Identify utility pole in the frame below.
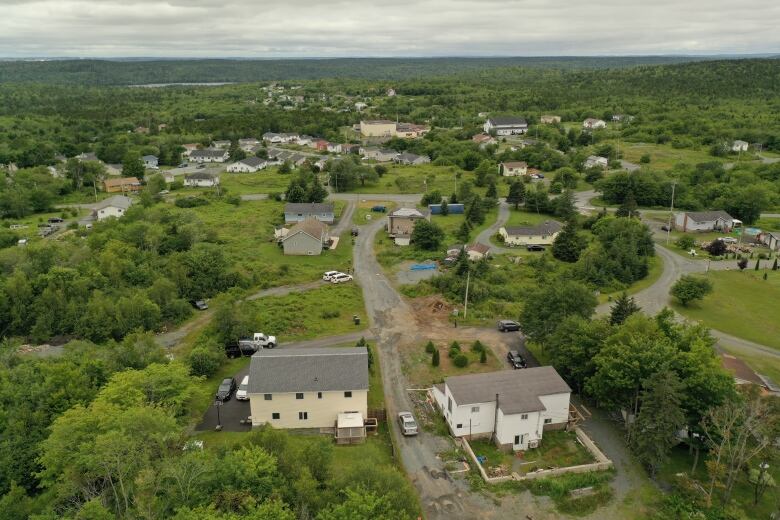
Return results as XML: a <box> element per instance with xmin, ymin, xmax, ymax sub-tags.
<box><xmin>463</xmin><ymin>270</ymin><xmax>470</xmax><ymax>320</ymax></box>
<box><xmin>666</xmin><ymin>181</ymin><xmax>676</xmax><ymax>245</ymax></box>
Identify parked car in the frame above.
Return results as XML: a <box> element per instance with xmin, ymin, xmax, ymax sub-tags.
<box><xmin>47</xmin><ymin>217</ymin><xmax>64</xmax><ymax>224</ymax></box>
<box><xmin>661</xmin><ymin>224</ymin><xmax>671</xmax><ymax>231</ymax></box>
<box><xmin>238</xmin><ymin>332</ymin><xmax>277</xmax><ymax>350</ymax></box>
<box><xmin>371</xmin><ymin>205</ymin><xmax>387</xmax><ymax>213</ymax></box>
<box><xmin>526</xmin><ymin>244</ymin><xmax>545</xmax><ymax>252</ymax></box>
<box><xmin>398</xmin><ymin>411</ymin><xmax>418</xmax><ymax>436</ymax></box>
<box><xmin>215</xmin><ymin>377</ymin><xmax>237</xmax><ymax>401</ymax></box>
<box><xmin>190</xmin><ymin>299</ymin><xmax>209</xmax><ymax>311</ymax></box>
<box><xmin>719</xmin><ymin>237</ymin><xmax>738</xmax><ymax>244</ymax></box>
<box><xmin>323</xmin><ymin>270</ymin><xmax>341</xmax><ymax>281</ymax></box>
<box><xmin>196</xmin><ymin>164</ymin><xmax>206</xmax><ymax>169</ymax></box>
<box><xmin>331</xmin><ymin>273</ymin><xmax>353</xmax><ymax>284</ymax></box>
<box><xmin>236</xmin><ymin>375</ymin><xmax>250</xmax><ymax>401</ymax></box>
<box><xmin>497</xmin><ymin>320</ymin><xmax>521</xmax><ymax>332</ymax></box>
<box><xmin>507</xmin><ymin>350</ymin><xmax>527</xmax><ymax>369</ymax></box>
<box><xmin>351</xmin><ymin>227</ymin><xmax>359</xmax><ymax>236</ymax></box>
<box><xmin>178</xmin><ymin>163</ymin><xmax>188</xmax><ymax>168</ymax></box>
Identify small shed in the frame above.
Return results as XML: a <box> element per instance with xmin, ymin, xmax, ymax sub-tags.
<box><xmin>335</xmin><ymin>412</ymin><xmax>366</xmax><ymax>444</ymax></box>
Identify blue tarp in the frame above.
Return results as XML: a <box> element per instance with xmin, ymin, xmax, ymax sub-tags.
<box><xmin>410</xmin><ymin>263</ymin><xmax>437</xmax><ymax>271</ymax></box>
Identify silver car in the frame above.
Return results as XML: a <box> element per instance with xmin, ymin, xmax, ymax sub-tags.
<box><xmin>398</xmin><ymin>411</ymin><xmax>418</xmax><ymax>436</ymax></box>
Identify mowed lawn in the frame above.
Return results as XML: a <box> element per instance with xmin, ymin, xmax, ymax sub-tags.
<box><xmin>673</xmin><ymin>270</ymin><xmax>780</xmax><ymax>350</ymax></box>
<box><xmin>218</xmin><ymin>167</ymin><xmax>300</xmax><ymax>195</ymax></box>
<box><xmin>607</xmin><ymin>142</ymin><xmax>726</xmax><ymax>170</ymax></box>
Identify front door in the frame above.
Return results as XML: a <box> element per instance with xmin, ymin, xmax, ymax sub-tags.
<box><xmin>514</xmin><ymin>434</ymin><xmax>524</xmax><ymax>449</ymax></box>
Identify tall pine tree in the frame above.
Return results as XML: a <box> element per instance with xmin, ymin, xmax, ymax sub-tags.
<box><xmin>552</xmin><ymin>220</ymin><xmax>587</xmax><ymax>262</ymax></box>
<box><xmin>609</xmin><ymin>292</ymin><xmax>641</xmax><ymax>325</ymax></box>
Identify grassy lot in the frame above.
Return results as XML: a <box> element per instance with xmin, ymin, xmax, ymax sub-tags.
<box><xmin>353</xmin><ymin>164</ymin><xmax>460</xmax><ymax>194</ymax></box>
<box><xmin>243</xmin><ymin>283</ymin><xmax>367</xmax><ymax>342</ymax></box>
<box><xmin>607</xmin><ymin>142</ymin><xmax>725</xmax><ymax>170</ymax></box>
<box><xmin>352</xmin><ymin>200</ymin><xmax>397</xmax><ymax>226</ymax></box>
<box><xmin>520</xmin><ymin>431</ymin><xmax>595</xmax><ymax>473</ymax></box>
<box><xmin>169</xmin><ymin>199</ymin><xmax>353</xmax><ymax>287</ymax></box>
<box><xmin>366</xmin><ymin>343</ymin><xmax>385</xmax><ymax>409</ymax></box>
<box><xmin>672</xmin><ymin>270</ymin><xmax>780</xmax><ymax>350</ymax></box>
<box><xmin>403</xmin><ymin>340</ymin><xmax>504</xmax><ymax>387</ymax></box>
<box><xmin>657</xmin><ymin>444</ymin><xmax>780</xmax><ymax>519</ymax></box>
<box><xmin>219</xmin><ymin>167</ymin><xmax>299</xmax><ymax>195</ymax></box>
<box><xmin>504</xmin><ymin>208</ymin><xmax>556</xmax><ymax>228</ymax></box>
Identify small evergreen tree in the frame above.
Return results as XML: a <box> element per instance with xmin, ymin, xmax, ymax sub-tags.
<box><xmin>506</xmin><ymin>180</ymin><xmax>526</xmax><ymax>209</ymax></box>
<box><xmin>486</xmin><ymin>180</ymin><xmax>498</xmax><ymax>199</ymax></box>
<box><xmin>425</xmin><ymin>341</ymin><xmax>435</xmax><ymax>353</ymax></box>
<box><xmin>431</xmin><ymin>349</ymin><xmax>439</xmax><ymax>367</ymax></box>
<box><xmin>480</xmin><ymin>350</ymin><xmax>487</xmax><ymax>364</ymax></box>
<box><xmin>455</xmin><ymin>220</ymin><xmax>472</xmax><ymax>243</ymax></box>
<box><xmin>755</xmin><ymin>259</ymin><xmax>760</xmax><ymax>270</ymax></box>
<box><xmin>440</xmin><ymin>197</ymin><xmax>449</xmax><ymax>216</ymax></box>
<box><xmin>773</xmin><ymin>258</ymin><xmax>778</xmax><ymax>271</ymax></box>
<box><xmin>552</xmin><ymin>220</ymin><xmax>587</xmax><ymax>262</ymax></box>
<box><xmin>610</xmin><ymin>292</ymin><xmax>641</xmax><ymax>325</ymax></box>
<box><xmin>738</xmin><ymin>257</ymin><xmax>748</xmax><ymax>270</ymax></box>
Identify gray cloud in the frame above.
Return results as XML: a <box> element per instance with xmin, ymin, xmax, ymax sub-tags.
<box><xmin>0</xmin><ymin>0</ymin><xmax>778</xmax><ymax>57</ymax></box>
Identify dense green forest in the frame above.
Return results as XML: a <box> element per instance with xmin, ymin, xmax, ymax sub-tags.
<box><xmin>0</xmin><ymin>56</ymin><xmax>744</xmax><ymax>85</ymax></box>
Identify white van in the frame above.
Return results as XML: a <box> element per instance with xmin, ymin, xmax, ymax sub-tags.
<box><xmin>236</xmin><ymin>375</ymin><xmax>250</xmax><ymax>401</ymax></box>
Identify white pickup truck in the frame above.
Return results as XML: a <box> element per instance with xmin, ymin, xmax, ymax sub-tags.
<box><xmin>238</xmin><ymin>332</ymin><xmax>277</xmax><ymax>351</ymax></box>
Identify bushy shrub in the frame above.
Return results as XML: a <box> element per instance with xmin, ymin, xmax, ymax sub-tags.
<box><xmin>175</xmin><ymin>196</ymin><xmax>209</xmax><ymax>208</ymax></box>
<box><xmin>321</xmin><ymin>309</ymin><xmax>340</xmax><ymax>319</ymax></box>
<box><xmin>453</xmin><ymin>354</ymin><xmax>469</xmax><ymax>368</ymax></box>
<box><xmin>188</xmin><ymin>346</ymin><xmax>223</xmax><ymax>377</ymax></box>
<box><xmin>425</xmin><ymin>341</ymin><xmax>436</xmax><ymax>354</ymax></box>
<box><xmin>471</xmin><ymin>340</ymin><xmax>485</xmax><ymax>353</ymax></box>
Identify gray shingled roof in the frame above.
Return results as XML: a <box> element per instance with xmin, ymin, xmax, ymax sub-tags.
<box><xmin>190</xmin><ymin>148</ymin><xmax>226</xmax><ymax>158</ymax></box>
<box><xmin>284</xmin><ymin>203</ymin><xmax>334</xmax><ymax>214</ymax></box>
<box><xmin>445</xmin><ymin>366</ymin><xmax>570</xmax><ymax>414</ymax></box>
<box><xmin>94</xmin><ymin>195</ymin><xmax>132</xmax><ymax>211</ymax></box>
<box><xmin>504</xmin><ymin>220</ymin><xmax>562</xmax><ymax>237</ymax></box>
<box><xmin>239</xmin><ymin>156</ymin><xmax>266</xmax><ymax>167</ymax></box>
<box><xmin>249</xmin><ymin>347</ymin><xmax>369</xmax><ymax>393</ymax></box>
<box><xmin>488</xmin><ymin>116</ymin><xmax>527</xmax><ymax>126</ymax></box>
<box><xmin>185</xmin><ymin>172</ymin><xmax>218</xmax><ymax>181</ymax></box>
<box><xmin>684</xmin><ymin>210</ymin><xmax>733</xmax><ymax>223</ymax></box>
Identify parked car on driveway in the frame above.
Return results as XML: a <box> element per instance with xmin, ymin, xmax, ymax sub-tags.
<box><xmin>215</xmin><ymin>377</ymin><xmax>237</xmax><ymax>401</ymax></box>
<box><xmin>719</xmin><ymin>237</ymin><xmax>738</xmax><ymax>244</ymax></box>
<box><xmin>236</xmin><ymin>375</ymin><xmax>249</xmax><ymax>401</ymax></box>
<box><xmin>371</xmin><ymin>205</ymin><xmax>387</xmax><ymax>212</ymax></box>
<box><xmin>398</xmin><ymin>411</ymin><xmax>418</xmax><ymax>436</ymax></box>
<box><xmin>190</xmin><ymin>299</ymin><xmax>209</xmax><ymax>311</ymax></box>
<box><xmin>497</xmin><ymin>320</ymin><xmax>521</xmax><ymax>332</ymax></box>
<box><xmin>331</xmin><ymin>273</ymin><xmax>353</xmax><ymax>284</ymax></box>
<box><xmin>526</xmin><ymin>244</ymin><xmax>545</xmax><ymax>252</ymax></box>
<box><xmin>507</xmin><ymin>350</ymin><xmax>527</xmax><ymax>369</ymax></box>
<box><xmin>47</xmin><ymin>217</ymin><xmax>64</xmax><ymax>224</ymax></box>
<box><xmin>323</xmin><ymin>271</ymin><xmax>341</xmax><ymax>281</ymax></box>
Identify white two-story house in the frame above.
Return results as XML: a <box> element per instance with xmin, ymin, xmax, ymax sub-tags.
<box><xmin>483</xmin><ymin>116</ymin><xmax>528</xmax><ymax>136</ymax></box>
<box><xmin>432</xmin><ymin>367</ymin><xmax>571</xmax><ymax>451</ymax></box>
<box><xmin>248</xmin><ymin>347</ymin><xmax>369</xmax><ymax>430</ymax></box>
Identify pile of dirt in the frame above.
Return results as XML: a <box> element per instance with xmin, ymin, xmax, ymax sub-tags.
<box><xmin>411</xmin><ymin>295</ymin><xmax>455</xmax><ymax>323</ymax></box>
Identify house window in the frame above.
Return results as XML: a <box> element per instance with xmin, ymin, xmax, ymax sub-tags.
<box><xmin>296</xmin><ymin>393</ymin><xmax>304</xmax><ymax>400</ymax></box>
<box><xmin>299</xmin><ymin>412</ymin><xmax>308</xmax><ymax>420</ymax></box>
<box><xmin>544</xmin><ymin>418</ymin><xmax>552</xmax><ymax>424</ymax></box>
<box><xmin>521</xmin><ymin>414</ymin><xmax>528</xmax><ymax>420</ymax></box>
<box><xmin>515</xmin><ymin>434</ymin><xmax>524</xmax><ymax>445</ymax></box>
<box><xmin>471</xmin><ymin>406</ymin><xmax>480</xmax><ymax>413</ymax></box>
<box><xmin>272</xmin><ymin>413</ymin><xmax>280</xmax><ymax>420</ymax></box>
<box><xmin>264</xmin><ymin>394</ymin><xmax>272</xmax><ymax>401</ymax></box>
<box><xmin>317</xmin><ymin>392</ymin><xmax>322</xmax><ymax>399</ymax></box>
<box><xmin>456</xmin><ymin>424</ymin><xmax>462</xmax><ymax>429</ymax></box>
<box><xmin>344</xmin><ymin>391</ymin><xmax>352</xmax><ymax>398</ymax></box>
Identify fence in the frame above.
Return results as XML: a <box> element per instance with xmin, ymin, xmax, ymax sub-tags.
<box><xmin>367</xmin><ymin>408</ymin><xmax>387</xmax><ymax>422</ymax></box>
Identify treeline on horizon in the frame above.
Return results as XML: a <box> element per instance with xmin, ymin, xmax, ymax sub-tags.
<box><xmin>0</xmin><ymin>55</ymin><xmax>769</xmax><ymax>85</ymax></box>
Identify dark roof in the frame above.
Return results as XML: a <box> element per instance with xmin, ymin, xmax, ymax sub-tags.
<box><xmin>488</xmin><ymin>116</ymin><xmax>527</xmax><ymax>126</ymax></box>
<box><xmin>190</xmin><ymin>148</ymin><xmax>226</xmax><ymax>158</ymax></box>
<box><xmin>185</xmin><ymin>172</ymin><xmax>218</xmax><ymax>181</ymax></box>
<box><xmin>684</xmin><ymin>210</ymin><xmax>734</xmax><ymax>223</ymax></box>
<box><xmin>94</xmin><ymin>195</ymin><xmax>132</xmax><ymax>211</ymax></box>
<box><xmin>397</xmin><ymin>152</ymin><xmax>422</xmax><ymax>162</ymax></box>
<box><xmin>248</xmin><ymin>347</ymin><xmax>369</xmax><ymax>393</ymax></box>
<box><xmin>239</xmin><ymin>156</ymin><xmax>266</xmax><ymax>167</ymax></box>
<box><xmin>284</xmin><ymin>203</ymin><xmax>334</xmax><ymax>214</ymax></box>
<box><xmin>504</xmin><ymin>220</ymin><xmax>562</xmax><ymax>237</ymax></box>
<box><xmin>445</xmin><ymin>366</ymin><xmax>570</xmax><ymax>414</ymax></box>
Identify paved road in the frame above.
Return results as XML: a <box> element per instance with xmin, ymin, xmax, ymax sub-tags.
<box><xmin>475</xmin><ymin>198</ymin><xmax>511</xmax><ymax>253</ymax></box>
<box><xmin>620</xmin><ymin>159</ymin><xmax>640</xmax><ymax>172</ymax></box>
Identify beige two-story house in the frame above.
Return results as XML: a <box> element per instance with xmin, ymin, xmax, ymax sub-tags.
<box><xmin>248</xmin><ymin>347</ymin><xmax>369</xmax><ymax>429</ymax></box>
<box><xmin>387</xmin><ymin>207</ymin><xmax>428</xmax><ymax>246</ymax></box>
<box><xmin>499</xmin><ymin>220</ymin><xmax>562</xmax><ymax>246</ymax></box>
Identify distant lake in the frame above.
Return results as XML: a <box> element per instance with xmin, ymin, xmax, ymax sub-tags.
<box><xmin>128</xmin><ymin>82</ymin><xmax>235</xmax><ymax>88</ymax></box>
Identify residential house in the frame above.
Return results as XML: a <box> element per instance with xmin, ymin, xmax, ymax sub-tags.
<box><xmin>354</xmin><ymin>102</ymin><xmax>368</xmax><ymax>112</ymax></box>
<box><xmin>732</xmin><ymin>140</ymin><xmax>749</xmax><ymax>152</ymax></box>
<box><xmin>297</xmin><ymin>135</ymin><xmax>314</xmax><ymax>147</ymax></box>
<box><xmin>239</xmin><ymin>138</ymin><xmax>261</xmax><ymax>152</ymax></box>
<box><xmin>359</xmin><ymin>120</ymin><xmax>397</xmax><ymax>138</ymax></box>
<box><xmin>327</xmin><ymin>143</ymin><xmax>343</xmax><ymax>154</ymax></box>
<box><xmin>262</xmin><ymin>132</ymin><xmax>283</xmax><ymax>144</ymax></box>
<box><xmin>162</xmin><ymin>171</ymin><xmax>176</xmax><ymax>184</ymax></box>
<box><xmin>721</xmin><ymin>354</ymin><xmax>777</xmax><ymax>395</ymax></box>
<box><xmin>584</xmin><ymin>155</ymin><xmax>609</xmax><ymax>169</ymax></box>
<box><xmin>181</xmin><ymin>143</ymin><xmax>199</xmax><ymax>157</ymax></box>
<box><xmin>540</xmin><ymin>115</ymin><xmax>561</xmax><ymax>124</ymax></box>
<box><xmin>611</xmin><ymin>114</ymin><xmax>634</xmax><ymax>122</ymax></box>
<box><xmin>759</xmin><ymin>231</ymin><xmax>780</xmax><ymax>251</ymax></box>
<box><xmin>184</xmin><ymin>172</ymin><xmax>220</xmax><ymax>187</ymax></box>
<box><xmin>290</xmin><ymin>154</ymin><xmax>308</xmax><ymax>167</ymax></box>
<box><xmin>675</xmin><ymin>211</ymin><xmax>737</xmax><ymax>233</ymax></box>
<box><xmin>483</xmin><ymin>116</ymin><xmax>528</xmax><ymax>136</ymax></box>
<box><xmin>135</xmin><ymin>126</ymin><xmax>149</xmax><ymax>134</ymax></box>
<box><xmin>212</xmin><ymin>140</ymin><xmax>231</xmax><ymax>149</ymax></box>
<box><xmin>499</xmin><ymin>161</ymin><xmax>528</xmax><ymax>177</ymax></box>
<box><xmin>76</xmin><ymin>152</ymin><xmax>100</xmax><ymax>162</ymax></box>
<box><xmin>93</xmin><ymin>195</ymin><xmax>133</xmax><ymax>221</ymax></box>
<box><xmin>386</xmin><ymin>88</ymin><xmax>396</xmax><ymax>97</ymax></box>
<box><xmin>103</xmin><ymin>177</ymin><xmax>142</xmax><ymax>193</ymax></box>
<box><xmin>465</xmin><ymin>243</ymin><xmax>490</xmax><ymax>261</ymax></box>
<box><xmin>281</xmin><ymin>133</ymin><xmax>300</xmax><ymax>143</ymax></box>
<box><xmin>248</xmin><ymin>347</ymin><xmax>369</xmax><ymax>429</ymax></box>
<box><xmin>342</xmin><ymin>144</ymin><xmax>361</xmax><ymax>155</ymax></box>
<box><xmin>395</xmin><ymin>152</ymin><xmax>431</xmax><ymax>166</ymax></box>
<box><xmin>142</xmin><ymin>155</ymin><xmax>159</xmax><ymax>169</ymax></box>
<box><xmin>189</xmin><ymin>148</ymin><xmax>229</xmax><ymax>163</ymax></box>
<box><xmin>499</xmin><ymin>220</ymin><xmax>562</xmax><ymax>246</ymax></box>
<box><xmin>227</xmin><ymin>157</ymin><xmax>268</xmax><ymax>173</ymax></box>
<box><xmin>583</xmin><ymin>118</ymin><xmax>607</xmax><ymax>130</ymax></box>
<box><xmin>314</xmin><ymin>140</ymin><xmax>329</xmax><ymax>152</ymax></box>
<box><xmin>431</xmin><ymin>367</ymin><xmax>571</xmax><ymax>451</ymax></box>
<box><xmin>360</xmin><ymin>147</ymin><xmax>398</xmax><ymax>162</ymax></box>
<box><xmin>284</xmin><ymin>202</ymin><xmax>335</xmax><ymax>224</ymax></box>
<box><xmin>472</xmin><ymin>133</ymin><xmax>497</xmax><ymax>147</ymax></box>
<box><xmin>104</xmin><ymin>164</ymin><xmax>123</xmax><ymax>177</ymax></box>
<box><xmin>387</xmin><ymin>207</ymin><xmax>428</xmax><ymax>246</ymax></box>
<box><xmin>282</xmin><ymin>218</ymin><xmax>330</xmax><ymax>256</ymax></box>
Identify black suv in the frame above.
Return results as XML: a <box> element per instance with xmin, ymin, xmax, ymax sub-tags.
<box><xmin>497</xmin><ymin>320</ymin><xmax>521</xmax><ymax>332</ymax></box>
<box><xmin>215</xmin><ymin>377</ymin><xmax>237</xmax><ymax>401</ymax></box>
<box><xmin>507</xmin><ymin>351</ymin><xmax>527</xmax><ymax>369</ymax></box>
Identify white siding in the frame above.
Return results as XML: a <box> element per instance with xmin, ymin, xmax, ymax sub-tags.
<box><xmin>249</xmin><ymin>389</ymin><xmax>367</xmax><ymax>429</ymax></box>
<box><xmin>96</xmin><ymin>206</ymin><xmax>126</xmax><ymax>220</ymax></box>
<box><xmin>495</xmin><ymin>408</ymin><xmax>541</xmax><ymax>449</ymax></box>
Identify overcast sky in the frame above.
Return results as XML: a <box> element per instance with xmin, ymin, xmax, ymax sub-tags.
<box><xmin>1</xmin><ymin>0</ymin><xmax>778</xmax><ymax>57</ymax></box>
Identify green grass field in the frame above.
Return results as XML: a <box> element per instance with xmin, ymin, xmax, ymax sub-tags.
<box><xmin>243</xmin><ymin>283</ymin><xmax>367</xmax><ymax>342</ymax></box>
<box><xmin>607</xmin><ymin>142</ymin><xmax>725</xmax><ymax>170</ymax></box>
<box><xmin>403</xmin><ymin>341</ymin><xmax>504</xmax><ymax>387</ymax></box>
<box><xmin>219</xmin><ymin>168</ymin><xmax>296</xmax><ymax>195</ymax></box>
<box><xmin>673</xmin><ymin>270</ymin><xmax>780</xmax><ymax>350</ymax></box>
